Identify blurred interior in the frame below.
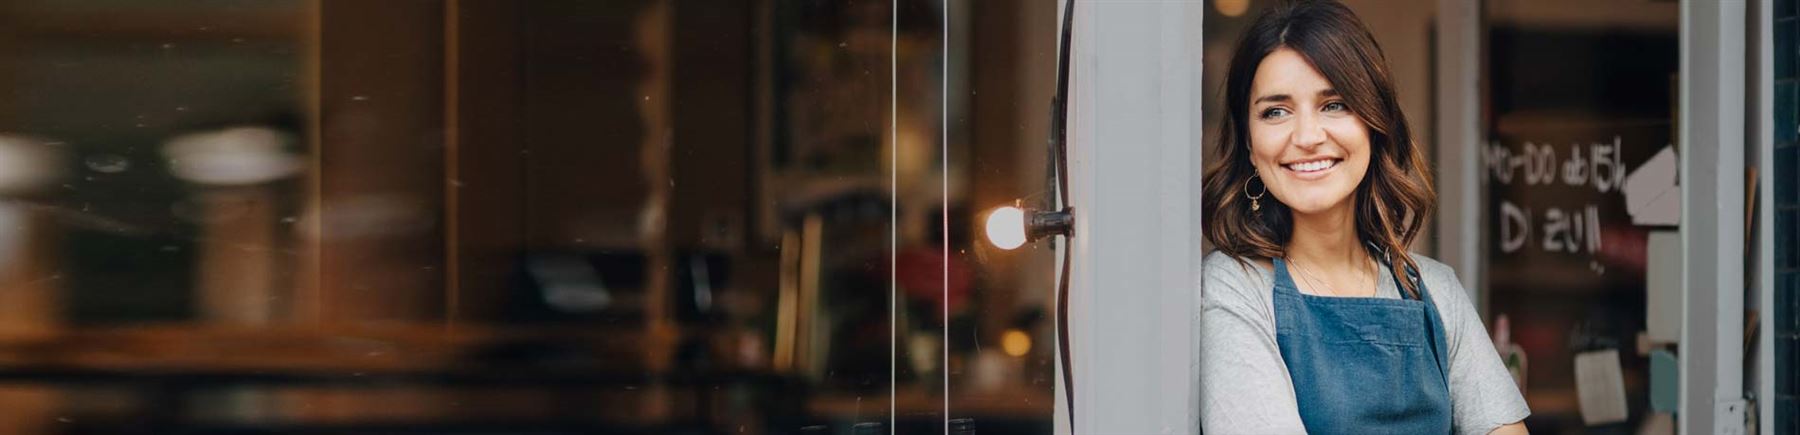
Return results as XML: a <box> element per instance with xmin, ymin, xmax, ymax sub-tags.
<box><xmin>0</xmin><ymin>0</ymin><xmax>1711</xmax><ymax>433</ymax></box>
<box><xmin>1480</xmin><ymin>1</ymin><xmax>1680</xmax><ymax>432</ymax></box>
<box><xmin>0</xmin><ymin>0</ymin><xmax>1062</xmax><ymax>433</ymax></box>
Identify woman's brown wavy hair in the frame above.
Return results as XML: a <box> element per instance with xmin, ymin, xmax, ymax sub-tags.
<box><xmin>1201</xmin><ymin>0</ymin><xmax>1435</xmax><ymax>296</ymax></box>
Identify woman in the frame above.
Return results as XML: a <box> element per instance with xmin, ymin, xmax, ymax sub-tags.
<box><xmin>1198</xmin><ymin>1</ymin><xmax>1529</xmax><ymax>434</ymax></box>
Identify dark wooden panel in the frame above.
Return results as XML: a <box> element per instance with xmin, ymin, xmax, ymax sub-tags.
<box><xmin>316</xmin><ymin>0</ymin><xmax>446</xmax><ymax>323</ymax></box>
<box><xmin>445</xmin><ymin>0</ymin><xmax>526</xmax><ymax>324</ymax></box>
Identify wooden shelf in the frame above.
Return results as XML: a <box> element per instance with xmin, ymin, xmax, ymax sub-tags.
<box><xmin>0</xmin><ymin>324</ymin><xmax>700</xmax><ymax>375</ymax></box>
<box><xmin>807</xmin><ymin>386</ymin><xmax>1052</xmax><ymax>420</ymax></box>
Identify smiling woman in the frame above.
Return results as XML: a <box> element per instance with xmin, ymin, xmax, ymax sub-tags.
<box><xmin>1197</xmin><ymin>1</ymin><xmax>1529</xmax><ymax>434</ymax></box>
<box><xmin>1245</xmin><ymin>49</ymin><xmax>1373</xmax><ymax>229</ymax></box>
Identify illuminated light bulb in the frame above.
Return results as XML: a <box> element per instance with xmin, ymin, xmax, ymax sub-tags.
<box><xmin>1002</xmin><ymin>329</ymin><xmax>1032</xmax><ymax>357</ymax></box>
<box><xmin>985</xmin><ymin>205</ymin><xmax>1027</xmax><ymax>250</ymax></box>
<box><xmin>1216</xmin><ymin>0</ymin><xmax>1251</xmax><ymax>17</ymax></box>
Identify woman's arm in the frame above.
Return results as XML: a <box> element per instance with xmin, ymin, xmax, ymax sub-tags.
<box><xmin>1198</xmin><ymin>254</ymin><xmax>1306</xmax><ymax>433</ymax></box>
<box><xmin>1419</xmin><ymin>258</ymin><xmax>1532</xmax><ymax>435</ymax></box>
<box><xmin>1488</xmin><ymin>421</ymin><xmax>1528</xmax><ymax>435</ymax></box>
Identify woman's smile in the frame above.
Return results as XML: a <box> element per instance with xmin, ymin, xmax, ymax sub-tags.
<box><xmin>1280</xmin><ymin>157</ymin><xmax>1343</xmax><ymax>180</ymax></box>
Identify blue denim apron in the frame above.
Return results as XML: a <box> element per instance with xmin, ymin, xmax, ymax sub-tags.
<box><xmin>1271</xmin><ymin>257</ymin><xmax>1452</xmax><ymax>434</ymax></box>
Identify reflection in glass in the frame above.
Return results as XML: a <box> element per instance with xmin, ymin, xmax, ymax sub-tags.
<box><xmin>0</xmin><ymin>0</ymin><xmax>1058</xmax><ymax>433</ymax></box>
<box><xmin>1482</xmin><ymin>0</ymin><xmax>1679</xmax><ymax>432</ymax></box>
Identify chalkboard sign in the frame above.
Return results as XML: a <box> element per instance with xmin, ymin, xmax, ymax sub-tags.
<box><xmin>1482</xmin><ymin>25</ymin><xmax>1678</xmax><ymax>432</ymax></box>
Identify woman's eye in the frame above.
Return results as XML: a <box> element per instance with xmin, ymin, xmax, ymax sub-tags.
<box><xmin>1259</xmin><ymin>107</ymin><xmax>1290</xmax><ymax>119</ymax></box>
<box><xmin>1322</xmin><ymin>101</ymin><xmax>1348</xmax><ymax>112</ymax></box>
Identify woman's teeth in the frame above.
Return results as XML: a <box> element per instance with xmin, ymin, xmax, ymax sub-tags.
<box><xmin>1285</xmin><ymin>159</ymin><xmax>1338</xmax><ymax>172</ymax></box>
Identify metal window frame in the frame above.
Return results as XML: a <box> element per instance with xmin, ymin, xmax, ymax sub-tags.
<box><xmin>1754</xmin><ymin>0</ymin><xmax>1776</xmax><ymax>430</ymax></box>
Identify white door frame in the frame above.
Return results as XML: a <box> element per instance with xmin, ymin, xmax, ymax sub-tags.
<box><xmin>1434</xmin><ymin>0</ymin><xmax>1486</xmax><ymax>314</ymax></box>
<box><xmin>1061</xmin><ymin>1</ymin><xmax>1206</xmax><ymax>433</ymax></box>
<box><xmin>1680</xmin><ymin>0</ymin><xmax>1749</xmax><ymax>432</ymax></box>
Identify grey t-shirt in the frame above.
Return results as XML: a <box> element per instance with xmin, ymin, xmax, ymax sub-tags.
<box><xmin>1198</xmin><ymin>251</ymin><xmax>1529</xmax><ymax>435</ymax></box>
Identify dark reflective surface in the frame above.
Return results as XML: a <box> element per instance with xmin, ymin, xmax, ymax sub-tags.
<box><xmin>0</xmin><ymin>1</ymin><xmax>1056</xmax><ymax>433</ymax></box>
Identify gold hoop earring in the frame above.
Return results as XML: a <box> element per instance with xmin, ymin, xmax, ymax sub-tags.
<box><xmin>1245</xmin><ymin>175</ymin><xmax>1267</xmax><ymax>213</ymax></box>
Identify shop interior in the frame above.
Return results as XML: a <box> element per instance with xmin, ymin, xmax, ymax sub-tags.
<box><xmin>0</xmin><ymin>0</ymin><xmax>1772</xmax><ymax>434</ymax></box>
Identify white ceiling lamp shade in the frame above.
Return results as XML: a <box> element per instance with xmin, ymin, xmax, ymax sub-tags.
<box><xmin>0</xmin><ymin>134</ymin><xmax>66</xmax><ymax>196</ymax></box>
<box><xmin>161</xmin><ymin>126</ymin><xmax>301</xmax><ymax>186</ymax></box>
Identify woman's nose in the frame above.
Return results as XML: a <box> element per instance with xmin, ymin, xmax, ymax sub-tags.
<box><xmin>1290</xmin><ymin>113</ymin><xmax>1327</xmax><ymax>149</ymax></box>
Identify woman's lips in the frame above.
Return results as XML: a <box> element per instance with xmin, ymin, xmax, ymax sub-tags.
<box><xmin>1281</xmin><ymin>158</ymin><xmax>1341</xmax><ymax>180</ymax></box>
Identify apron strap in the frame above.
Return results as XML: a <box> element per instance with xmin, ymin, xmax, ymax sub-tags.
<box><xmin>1363</xmin><ymin>240</ymin><xmax>1424</xmax><ymax>301</ymax></box>
<box><xmin>1271</xmin><ymin>257</ymin><xmax>1303</xmax><ymax>296</ymax></box>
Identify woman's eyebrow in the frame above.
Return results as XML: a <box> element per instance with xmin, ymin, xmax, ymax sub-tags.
<box><xmin>1252</xmin><ymin>89</ymin><xmax>1336</xmax><ymax>105</ymax></box>
<box><xmin>1252</xmin><ymin>94</ymin><xmax>1290</xmax><ymax>105</ymax></box>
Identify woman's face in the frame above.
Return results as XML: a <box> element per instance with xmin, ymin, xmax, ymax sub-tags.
<box><xmin>1246</xmin><ymin>48</ymin><xmax>1371</xmax><ymax>217</ymax></box>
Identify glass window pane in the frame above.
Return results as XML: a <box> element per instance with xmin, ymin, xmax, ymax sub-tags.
<box><xmin>1483</xmin><ymin>0</ymin><xmax>1680</xmax><ymax>431</ymax></box>
<box><xmin>0</xmin><ymin>0</ymin><xmax>1058</xmax><ymax>432</ymax></box>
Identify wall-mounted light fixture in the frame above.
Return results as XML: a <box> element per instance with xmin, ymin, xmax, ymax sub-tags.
<box><xmin>984</xmin><ymin>201</ymin><xmax>1072</xmax><ymax>250</ymax></box>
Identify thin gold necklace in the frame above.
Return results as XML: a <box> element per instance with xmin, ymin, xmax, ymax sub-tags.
<box><xmin>1287</xmin><ymin>258</ymin><xmax>1325</xmax><ymax>295</ymax></box>
<box><xmin>1289</xmin><ymin>255</ymin><xmax>1376</xmax><ymax>297</ymax></box>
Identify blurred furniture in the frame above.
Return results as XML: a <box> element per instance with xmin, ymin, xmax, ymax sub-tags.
<box><xmin>0</xmin><ymin>325</ymin><xmax>794</xmax><ymax>434</ymax></box>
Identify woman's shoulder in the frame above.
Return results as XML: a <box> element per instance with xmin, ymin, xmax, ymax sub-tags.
<box><xmin>1403</xmin><ymin>253</ymin><xmax>1454</xmax><ymax>280</ymax></box>
<box><xmin>1203</xmin><ymin>250</ymin><xmax>1269</xmax><ymax>278</ymax></box>
<box><xmin>1402</xmin><ymin>253</ymin><xmax>1474</xmax><ymax>303</ymax></box>
<box><xmin>1202</xmin><ymin>250</ymin><xmax>1274</xmax><ymax>299</ymax></box>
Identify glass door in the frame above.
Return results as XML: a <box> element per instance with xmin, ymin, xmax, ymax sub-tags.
<box><xmin>1481</xmin><ymin>0</ymin><xmax>1680</xmax><ymax>432</ymax></box>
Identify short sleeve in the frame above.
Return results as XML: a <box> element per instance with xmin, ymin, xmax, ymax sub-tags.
<box><xmin>1198</xmin><ymin>252</ymin><xmax>1307</xmax><ymax>434</ymax></box>
<box><xmin>1417</xmin><ymin>258</ymin><xmax>1531</xmax><ymax>435</ymax></box>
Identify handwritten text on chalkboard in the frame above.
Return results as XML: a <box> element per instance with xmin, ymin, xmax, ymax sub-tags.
<box><xmin>1486</xmin><ymin>137</ymin><xmax>1631</xmax><ymax>273</ymax></box>
<box><xmin>1485</xmin><ymin>136</ymin><xmax>1627</xmax><ymax>192</ymax></box>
